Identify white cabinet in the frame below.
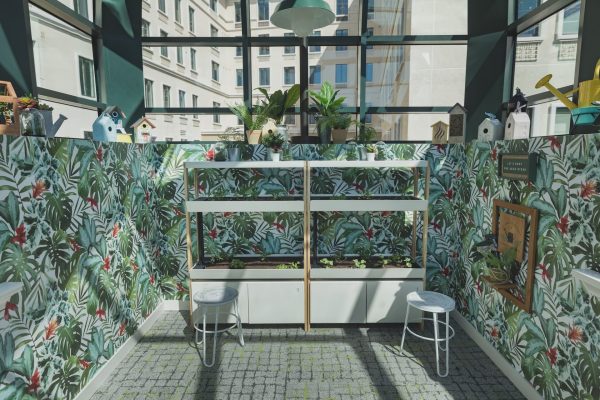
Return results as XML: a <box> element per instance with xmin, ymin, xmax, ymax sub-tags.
<box><xmin>191</xmin><ymin>281</ymin><xmax>249</xmax><ymax>324</ymax></box>
<box><xmin>247</xmin><ymin>281</ymin><xmax>304</xmax><ymax>324</ymax></box>
<box><xmin>366</xmin><ymin>281</ymin><xmax>423</xmax><ymax>323</ymax></box>
<box><xmin>311</xmin><ymin>281</ymin><xmax>366</xmax><ymax>323</ymax></box>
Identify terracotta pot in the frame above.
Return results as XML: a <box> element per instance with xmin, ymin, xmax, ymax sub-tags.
<box><xmin>331</xmin><ymin>128</ymin><xmax>348</xmax><ymax>144</ymax></box>
<box><xmin>246</xmin><ymin>130</ymin><xmax>262</xmax><ymax>144</ymax></box>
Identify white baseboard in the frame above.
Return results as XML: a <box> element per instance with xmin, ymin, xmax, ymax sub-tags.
<box><xmin>75</xmin><ymin>301</ymin><xmax>166</xmax><ymax>400</ymax></box>
<box><xmin>451</xmin><ymin>311</ymin><xmax>543</xmax><ymax>400</ymax></box>
<box><xmin>162</xmin><ymin>299</ymin><xmax>189</xmax><ymax>310</ymax></box>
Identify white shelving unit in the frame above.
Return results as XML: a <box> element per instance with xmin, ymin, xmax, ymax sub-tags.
<box><xmin>184</xmin><ymin>161</ymin><xmax>309</xmax><ymax>327</ymax></box>
<box><xmin>307</xmin><ymin>160</ymin><xmax>430</xmax><ymax>325</ymax></box>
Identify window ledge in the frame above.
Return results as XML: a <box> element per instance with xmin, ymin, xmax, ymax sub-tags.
<box><xmin>335</xmin><ymin>83</ymin><xmax>348</xmax><ymax>88</ymax></box>
<box><xmin>258</xmin><ymin>54</ymin><xmax>271</xmax><ymax>57</ymax></box>
<box><xmin>160</xmin><ymin>55</ymin><xmax>171</xmax><ymax>63</ymax></box>
<box><xmin>516</xmin><ymin>36</ymin><xmax>542</xmax><ymax>43</ymax></box>
<box><xmin>175</xmin><ymin>21</ymin><xmax>184</xmax><ymax>31</ymax></box>
<box><xmin>557</xmin><ymin>35</ymin><xmax>577</xmax><ymax>41</ymax></box>
<box><xmin>258</xmin><ymin>20</ymin><xmax>270</xmax><ymax>26</ymax></box>
<box><xmin>158</xmin><ymin>10</ymin><xmax>168</xmax><ymax>21</ymax></box>
<box><xmin>283</xmin><ymin>53</ymin><xmax>296</xmax><ymax>56</ymax></box>
<box><xmin>211</xmin><ymin>79</ymin><xmax>221</xmax><ymax>85</ymax></box>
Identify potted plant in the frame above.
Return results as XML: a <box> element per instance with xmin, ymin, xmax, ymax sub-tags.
<box><xmin>309</xmin><ymin>82</ymin><xmax>346</xmax><ymax>144</ymax></box>
<box><xmin>355</xmin><ymin>122</ymin><xmax>377</xmax><ymax>160</ymax></box>
<box><xmin>219</xmin><ymin>127</ymin><xmax>245</xmax><ymax>161</ymax></box>
<box><xmin>260</xmin><ymin>131</ymin><xmax>285</xmax><ymax>161</ymax></box>
<box><xmin>229</xmin><ymin>103</ymin><xmax>268</xmax><ymax>144</ymax></box>
<box><xmin>473</xmin><ymin>246</ymin><xmax>518</xmax><ymax>285</ymax></box>
<box><xmin>319</xmin><ymin>114</ymin><xmax>353</xmax><ymax>144</ymax></box>
<box><xmin>256</xmin><ymin>84</ymin><xmax>300</xmax><ymax>141</ymax></box>
<box><xmin>365</xmin><ymin>144</ymin><xmax>377</xmax><ymax>161</ymax></box>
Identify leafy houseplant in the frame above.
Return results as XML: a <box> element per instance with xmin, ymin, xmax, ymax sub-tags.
<box><xmin>256</xmin><ymin>85</ymin><xmax>300</xmax><ymax>126</ymax></box>
<box><xmin>309</xmin><ymin>82</ymin><xmax>346</xmax><ymax>144</ymax></box>
<box><xmin>260</xmin><ymin>131</ymin><xmax>285</xmax><ymax>161</ymax></box>
<box><xmin>218</xmin><ymin>127</ymin><xmax>245</xmax><ymax>161</ymax></box>
<box><xmin>365</xmin><ymin>144</ymin><xmax>378</xmax><ymax>161</ymax></box>
<box><xmin>230</xmin><ymin>259</ymin><xmax>246</xmax><ymax>269</ymax></box>
<box><xmin>229</xmin><ymin>103</ymin><xmax>268</xmax><ymax>144</ymax></box>
<box><xmin>320</xmin><ymin>114</ymin><xmax>353</xmax><ymax>144</ymax></box>
<box><xmin>17</xmin><ymin>95</ymin><xmax>46</xmax><ymax>136</ymax></box>
<box><xmin>474</xmin><ymin>247</ymin><xmax>518</xmax><ymax>284</ymax></box>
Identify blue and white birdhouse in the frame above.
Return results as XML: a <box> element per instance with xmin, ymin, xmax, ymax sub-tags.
<box><xmin>92</xmin><ymin>106</ymin><xmax>126</xmax><ymax>142</ymax></box>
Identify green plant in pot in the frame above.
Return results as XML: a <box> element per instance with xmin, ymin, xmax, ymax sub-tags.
<box><xmin>256</xmin><ymin>84</ymin><xmax>300</xmax><ymax>141</ymax></box>
<box><xmin>319</xmin><ymin>113</ymin><xmax>353</xmax><ymax>144</ymax></box>
<box><xmin>218</xmin><ymin>127</ymin><xmax>245</xmax><ymax>161</ymax></box>
<box><xmin>229</xmin><ymin>103</ymin><xmax>269</xmax><ymax>144</ymax></box>
<box><xmin>473</xmin><ymin>247</ymin><xmax>518</xmax><ymax>285</ymax></box>
<box><xmin>309</xmin><ymin>82</ymin><xmax>346</xmax><ymax>144</ymax></box>
<box><xmin>260</xmin><ymin>131</ymin><xmax>285</xmax><ymax>161</ymax></box>
<box><xmin>365</xmin><ymin>144</ymin><xmax>378</xmax><ymax>161</ymax></box>
<box><xmin>355</xmin><ymin>122</ymin><xmax>377</xmax><ymax>160</ymax></box>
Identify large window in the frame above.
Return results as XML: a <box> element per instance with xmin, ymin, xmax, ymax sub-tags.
<box><xmin>144</xmin><ymin>79</ymin><xmax>154</xmax><ymax>107</ymax></box>
<box><xmin>190</xmin><ymin>48</ymin><xmax>197</xmax><ymax>70</ymax></box>
<box><xmin>212</xmin><ymin>61</ymin><xmax>220</xmax><ymax>81</ymax></box>
<box><xmin>258</xmin><ymin>0</ymin><xmax>269</xmax><ymax>21</ymax></box>
<box><xmin>335</xmin><ymin>64</ymin><xmax>348</xmax><ymax>84</ymax></box>
<box><xmin>236</xmin><ymin>69</ymin><xmax>243</xmax><ymax>87</ymax></box>
<box><xmin>189</xmin><ymin>7</ymin><xmax>195</xmax><ymax>32</ymax></box>
<box><xmin>179</xmin><ymin>90</ymin><xmax>186</xmax><ymax>107</ymax></box>
<box><xmin>235</xmin><ymin>2</ymin><xmax>241</xmax><ymax>23</ymax></box>
<box><xmin>213</xmin><ymin>102</ymin><xmax>220</xmax><ymax>123</ymax></box>
<box><xmin>176</xmin><ymin>47</ymin><xmax>183</xmax><ymax>64</ymax></box>
<box><xmin>141</xmin><ymin>19</ymin><xmax>150</xmax><ymax>36</ymax></box>
<box><xmin>175</xmin><ymin>0</ymin><xmax>181</xmax><ymax>23</ymax></box>
<box><xmin>309</xmin><ymin>31</ymin><xmax>321</xmax><ymax>53</ymax></box>
<box><xmin>79</xmin><ymin>56</ymin><xmax>96</xmax><ymax>98</ymax></box>
<box><xmin>259</xmin><ymin>67</ymin><xmax>270</xmax><ymax>86</ymax></box>
<box><xmin>336</xmin><ymin>29</ymin><xmax>348</xmax><ymax>51</ymax></box>
<box><xmin>158</xmin><ymin>0</ymin><xmax>166</xmax><ymax>14</ymax></box>
<box><xmin>74</xmin><ymin>0</ymin><xmax>88</xmax><ymax>19</ymax></box>
<box><xmin>284</xmin><ymin>67</ymin><xmax>295</xmax><ymax>85</ymax></box>
<box><xmin>284</xmin><ymin>33</ymin><xmax>295</xmax><ymax>54</ymax></box>
<box><xmin>259</xmin><ymin>34</ymin><xmax>270</xmax><ymax>55</ymax></box>
<box><xmin>336</xmin><ymin>0</ymin><xmax>348</xmax><ymax>16</ymax></box>
<box><xmin>160</xmin><ymin>30</ymin><xmax>168</xmax><ymax>58</ymax></box>
<box><xmin>309</xmin><ymin>65</ymin><xmax>321</xmax><ymax>85</ymax></box>
<box><xmin>163</xmin><ymin>85</ymin><xmax>171</xmax><ymax>107</ymax></box>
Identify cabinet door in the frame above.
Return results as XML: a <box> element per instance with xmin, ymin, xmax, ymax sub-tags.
<box><xmin>191</xmin><ymin>281</ymin><xmax>249</xmax><ymax>324</ymax></box>
<box><xmin>366</xmin><ymin>280</ymin><xmax>423</xmax><ymax>323</ymax></box>
<box><xmin>247</xmin><ymin>281</ymin><xmax>304</xmax><ymax>324</ymax></box>
<box><xmin>311</xmin><ymin>281</ymin><xmax>366</xmax><ymax>323</ymax></box>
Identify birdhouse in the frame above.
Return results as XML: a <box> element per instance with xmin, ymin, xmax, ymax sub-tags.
<box><xmin>131</xmin><ymin>116</ymin><xmax>156</xmax><ymax>143</ymax></box>
<box><xmin>448</xmin><ymin>103</ymin><xmax>467</xmax><ymax>144</ymax></box>
<box><xmin>92</xmin><ymin>106</ymin><xmax>126</xmax><ymax>142</ymax></box>
<box><xmin>431</xmin><ymin>121</ymin><xmax>449</xmax><ymax>144</ymax></box>
<box><xmin>0</xmin><ymin>81</ymin><xmax>20</xmax><ymax>135</ymax></box>
<box><xmin>478</xmin><ymin>113</ymin><xmax>503</xmax><ymax>142</ymax></box>
<box><xmin>505</xmin><ymin>110</ymin><xmax>530</xmax><ymax>140</ymax></box>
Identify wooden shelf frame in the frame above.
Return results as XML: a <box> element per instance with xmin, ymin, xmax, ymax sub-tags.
<box><xmin>183</xmin><ymin>160</ymin><xmax>430</xmax><ymax>330</ymax></box>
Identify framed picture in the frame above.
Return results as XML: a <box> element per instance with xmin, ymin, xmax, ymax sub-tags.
<box><xmin>492</xmin><ymin>200</ymin><xmax>539</xmax><ymax>313</ymax></box>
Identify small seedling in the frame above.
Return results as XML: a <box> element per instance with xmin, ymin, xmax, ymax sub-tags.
<box><xmin>353</xmin><ymin>259</ymin><xmax>367</xmax><ymax>269</ymax></box>
<box><xmin>230</xmin><ymin>259</ymin><xmax>245</xmax><ymax>269</ymax></box>
<box><xmin>320</xmin><ymin>258</ymin><xmax>335</xmax><ymax>268</ymax></box>
<box><xmin>275</xmin><ymin>261</ymin><xmax>301</xmax><ymax>270</ymax></box>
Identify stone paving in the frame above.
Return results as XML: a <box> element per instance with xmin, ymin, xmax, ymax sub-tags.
<box><xmin>90</xmin><ymin>311</ymin><xmax>524</xmax><ymax>400</ymax></box>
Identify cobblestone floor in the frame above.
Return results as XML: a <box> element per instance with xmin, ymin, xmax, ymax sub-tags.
<box><xmin>91</xmin><ymin>311</ymin><xmax>524</xmax><ymax>400</ymax></box>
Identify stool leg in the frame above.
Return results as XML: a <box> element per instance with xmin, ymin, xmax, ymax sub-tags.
<box><xmin>195</xmin><ymin>304</ymin><xmax>200</xmax><ymax>344</ymax></box>
<box><xmin>441</xmin><ymin>311</ymin><xmax>450</xmax><ymax>377</ymax></box>
<box><xmin>204</xmin><ymin>305</ymin><xmax>219</xmax><ymax>368</ymax></box>
<box><xmin>235</xmin><ymin>298</ymin><xmax>244</xmax><ymax>347</ymax></box>
<box><xmin>399</xmin><ymin>302</ymin><xmax>411</xmax><ymax>355</ymax></box>
<box><xmin>202</xmin><ymin>306</ymin><xmax>207</xmax><ymax>363</ymax></box>
<box><xmin>433</xmin><ymin>312</ymin><xmax>442</xmax><ymax>377</ymax></box>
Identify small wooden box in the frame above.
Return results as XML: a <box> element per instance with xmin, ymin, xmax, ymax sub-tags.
<box><xmin>0</xmin><ymin>81</ymin><xmax>19</xmax><ymax>135</ymax></box>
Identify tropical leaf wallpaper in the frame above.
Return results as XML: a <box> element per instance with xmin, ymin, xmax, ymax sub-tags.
<box><xmin>426</xmin><ymin>135</ymin><xmax>600</xmax><ymax>399</ymax></box>
<box><xmin>0</xmin><ymin>134</ymin><xmax>599</xmax><ymax>399</ymax></box>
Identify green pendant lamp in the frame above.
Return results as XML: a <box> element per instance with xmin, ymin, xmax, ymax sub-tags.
<box><xmin>270</xmin><ymin>0</ymin><xmax>335</xmax><ymax>37</ymax></box>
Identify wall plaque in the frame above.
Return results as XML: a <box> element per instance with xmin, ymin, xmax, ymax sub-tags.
<box><xmin>498</xmin><ymin>153</ymin><xmax>537</xmax><ymax>181</ymax></box>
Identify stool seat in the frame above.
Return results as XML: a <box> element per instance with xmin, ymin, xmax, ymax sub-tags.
<box><xmin>193</xmin><ymin>287</ymin><xmax>238</xmax><ymax>305</ymax></box>
<box><xmin>407</xmin><ymin>291</ymin><xmax>455</xmax><ymax>313</ymax></box>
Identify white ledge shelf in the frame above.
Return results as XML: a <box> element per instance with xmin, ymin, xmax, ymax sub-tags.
<box><xmin>0</xmin><ymin>282</ymin><xmax>23</xmax><ymax>306</ymax></box>
<box><xmin>185</xmin><ymin>161</ymin><xmax>305</xmax><ymax>169</ymax></box>
<box><xmin>572</xmin><ymin>269</ymin><xmax>600</xmax><ymax>299</ymax></box>
<box><xmin>190</xmin><ymin>268</ymin><xmax>304</xmax><ymax>280</ymax></box>
<box><xmin>186</xmin><ymin>200</ymin><xmax>304</xmax><ymax>213</ymax></box>
<box><xmin>309</xmin><ymin>160</ymin><xmax>427</xmax><ymax>168</ymax></box>
<box><xmin>310</xmin><ymin>199</ymin><xmax>428</xmax><ymax>212</ymax></box>
<box><xmin>311</xmin><ymin>268</ymin><xmax>425</xmax><ymax>280</ymax></box>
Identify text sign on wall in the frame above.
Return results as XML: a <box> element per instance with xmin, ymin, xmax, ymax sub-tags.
<box><xmin>498</xmin><ymin>153</ymin><xmax>537</xmax><ymax>181</ymax></box>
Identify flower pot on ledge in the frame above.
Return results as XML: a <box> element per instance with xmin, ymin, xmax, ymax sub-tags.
<box><xmin>366</xmin><ymin>152</ymin><xmax>376</xmax><ymax>162</ymax></box>
<box><xmin>246</xmin><ymin>130</ymin><xmax>262</xmax><ymax>144</ymax></box>
<box><xmin>332</xmin><ymin>128</ymin><xmax>348</xmax><ymax>144</ymax></box>
<box><xmin>271</xmin><ymin>152</ymin><xmax>281</xmax><ymax>162</ymax></box>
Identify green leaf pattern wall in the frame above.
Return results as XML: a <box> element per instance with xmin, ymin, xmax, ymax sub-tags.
<box><xmin>0</xmin><ymin>135</ymin><xmax>599</xmax><ymax>399</ymax></box>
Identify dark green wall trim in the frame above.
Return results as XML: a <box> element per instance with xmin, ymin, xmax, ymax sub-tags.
<box><xmin>0</xmin><ymin>0</ymin><xmax>37</xmax><ymax>96</ymax></box>
<box><xmin>465</xmin><ymin>0</ymin><xmax>509</xmax><ymax>141</ymax></box>
<box><xmin>101</xmin><ymin>0</ymin><xmax>144</xmax><ymax>128</ymax></box>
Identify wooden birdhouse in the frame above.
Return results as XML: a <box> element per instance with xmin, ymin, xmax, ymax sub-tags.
<box><xmin>0</xmin><ymin>81</ymin><xmax>20</xmax><ymax>135</ymax></box>
<box><xmin>478</xmin><ymin>113</ymin><xmax>504</xmax><ymax>142</ymax></box>
<box><xmin>431</xmin><ymin>120</ymin><xmax>449</xmax><ymax>144</ymax></box>
<box><xmin>505</xmin><ymin>110</ymin><xmax>530</xmax><ymax>140</ymax></box>
<box><xmin>131</xmin><ymin>116</ymin><xmax>156</xmax><ymax>143</ymax></box>
<box><xmin>93</xmin><ymin>106</ymin><xmax>126</xmax><ymax>142</ymax></box>
<box><xmin>448</xmin><ymin>103</ymin><xmax>467</xmax><ymax>144</ymax></box>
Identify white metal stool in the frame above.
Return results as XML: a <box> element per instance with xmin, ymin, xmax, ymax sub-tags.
<box><xmin>193</xmin><ymin>287</ymin><xmax>244</xmax><ymax>367</ymax></box>
<box><xmin>400</xmin><ymin>291</ymin><xmax>456</xmax><ymax>377</ymax></box>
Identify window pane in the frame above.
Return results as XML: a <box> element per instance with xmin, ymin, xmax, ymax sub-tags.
<box><xmin>369</xmin><ymin>113</ymin><xmax>451</xmax><ymax>141</ymax></box>
<box><xmin>179</xmin><ymin>90</ymin><xmax>186</xmax><ymax>107</ymax></box>
<box><xmin>213</xmin><ymin>102</ymin><xmax>220</xmax><ymax>123</ymax></box>
<box><xmin>190</xmin><ymin>48</ymin><xmax>197</xmax><ymax>70</ymax></box>
<box><xmin>177</xmin><ymin>47</ymin><xmax>183</xmax><ymax>64</ymax></box>
<box><xmin>235</xmin><ymin>2</ymin><xmax>241</xmax><ymax>23</ymax></box>
<box><xmin>336</xmin><ymin>0</ymin><xmax>348</xmax><ymax>15</ymax></box>
<box><xmin>528</xmin><ymin>99</ymin><xmax>573</xmax><ymax>137</ymax></box>
<box><xmin>259</xmin><ymin>34</ymin><xmax>270</xmax><ymax>55</ymax></box>
<box><xmin>284</xmin><ymin>67</ymin><xmax>295</xmax><ymax>85</ymax></box>
<box><xmin>309</xmin><ymin>31</ymin><xmax>321</xmax><ymax>53</ymax></box>
<box><xmin>30</xmin><ymin>5</ymin><xmax>97</xmax><ymax>98</ymax></box>
<box><xmin>370</xmin><ymin>0</ymin><xmax>467</xmax><ymax>35</ymax></box>
<box><xmin>38</xmin><ymin>100</ymin><xmax>98</xmax><ymax>139</ymax></box>
<box><xmin>366</xmin><ymin>45</ymin><xmax>466</xmax><ymax>107</ymax></box>
<box><xmin>513</xmin><ymin>1</ymin><xmax>580</xmax><ymax>97</ymax></box>
<box><xmin>284</xmin><ymin>33</ymin><xmax>296</xmax><ymax>54</ymax></box>
<box><xmin>73</xmin><ymin>0</ymin><xmax>90</xmax><ymax>20</ymax></box>
<box><xmin>144</xmin><ymin>79</ymin><xmax>154</xmax><ymax>107</ymax></box>
<box><xmin>258</xmin><ymin>0</ymin><xmax>269</xmax><ymax>21</ymax></box>
<box><xmin>308</xmin><ymin>46</ymin><xmax>358</xmax><ymax>107</ymax></box>
<box><xmin>259</xmin><ymin>67</ymin><xmax>270</xmax><ymax>86</ymax></box>
<box><xmin>236</xmin><ymin>69</ymin><xmax>244</xmax><ymax>87</ymax></box>
<box><xmin>335</xmin><ymin>29</ymin><xmax>348</xmax><ymax>51</ymax></box>
<box><xmin>144</xmin><ymin>0</ymin><xmax>239</xmax><ymax>37</ymax></box>
<box><xmin>163</xmin><ymin>85</ymin><xmax>171</xmax><ymax>107</ymax></box>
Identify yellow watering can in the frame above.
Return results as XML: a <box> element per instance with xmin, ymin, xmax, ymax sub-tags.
<box><xmin>535</xmin><ymin>58</ymin><xmax>600</xmax><ymax>110</ymax></box>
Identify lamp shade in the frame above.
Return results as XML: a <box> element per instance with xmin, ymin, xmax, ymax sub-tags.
<box><xmin>270</xmin><ymin>0</ymin><xmax>335</xmax><ymax>37</ymax></box>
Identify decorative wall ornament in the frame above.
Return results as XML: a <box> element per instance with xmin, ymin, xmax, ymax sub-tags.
<box><xmin>477</xmin><ymin>112</ymin><xmax>503</xmax><ymax>142</ymax></box>
<box><xmin>431</xmin><ymin>120</ymin><xmax>449</xmax><ymax>144</ymax></box>
<box><xmin>448</xmin><ymin>103</ymin><xmax>467</xmax><ymax>144</ymax></box>
<box><xmin>498</xmin><ymin>152</ymin><xmax>537</xmax><ymax>181</ymax></box>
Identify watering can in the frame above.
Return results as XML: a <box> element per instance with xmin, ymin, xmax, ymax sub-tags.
<box><xmin>535</xmin><ymin>59</ymin><xmax>600</xmax><ymax>126</ymax></box>
<box><xmin>40</xmin><ymin>110</ymin><xmax>67</xmax><ymax>138</ymax></box>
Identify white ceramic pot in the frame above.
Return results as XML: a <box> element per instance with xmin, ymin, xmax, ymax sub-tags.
<box><xmin>366</xmin><ymin>152</ymin><xmax>376</xmax><ymax>162</ymax></box>
<box><xmin>271</xmin><ymin>152</ymin><xmax>281</xmax><ymax>162</ymax></box>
